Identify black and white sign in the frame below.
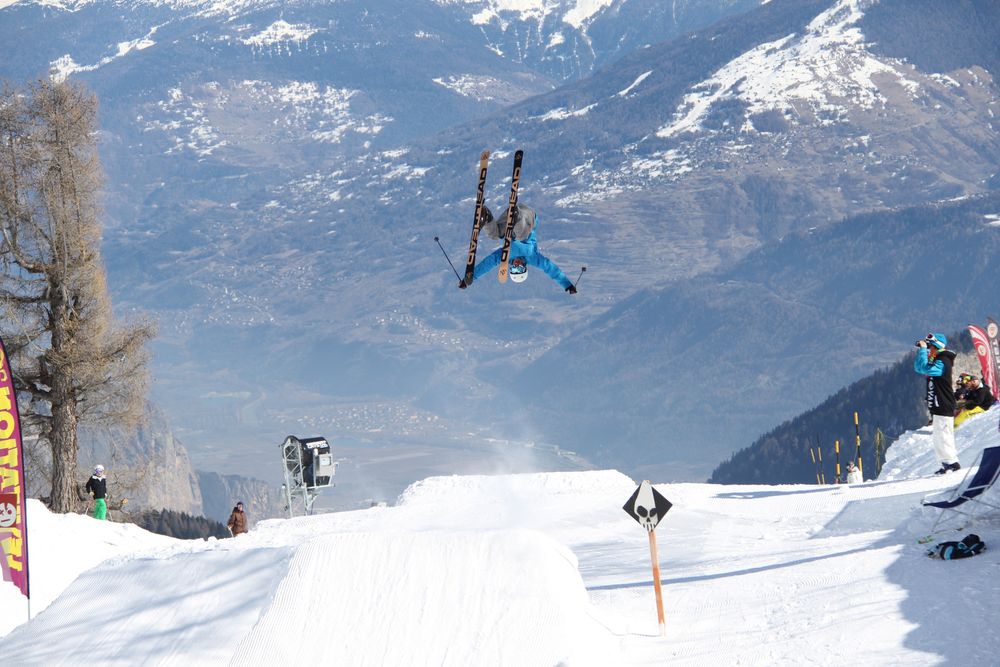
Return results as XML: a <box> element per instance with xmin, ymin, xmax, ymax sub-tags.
<box><xmin>623</xmin><ymin>480</ymin><xmax>672</xmax><ymax>532</ymax></box>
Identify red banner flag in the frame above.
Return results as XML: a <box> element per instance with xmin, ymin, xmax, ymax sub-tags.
<box><xmin>968</xmin><ymin>324</ymin><xmax>998</xmax><ymax>402</ymax></box>
<box><xmin>0</xmin><ymin>336</ymin><xmax>29</xmax><ymax>599</ymax></box>
<box><xmin>987</xmin><ymin>318</ymin><xmax>1000</xmax><ymax>401</ymax></box>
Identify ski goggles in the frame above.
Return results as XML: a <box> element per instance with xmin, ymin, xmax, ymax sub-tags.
<box><xmin>510</xmin><ymin>258</ymin><xmax>527</xmax><ymax>274</ymax></box>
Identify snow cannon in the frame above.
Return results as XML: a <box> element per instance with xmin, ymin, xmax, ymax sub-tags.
<box><xmin>280</xmin><ymin>435</ymin><xmax>338</xmax><ymax>517</ymax></box>
<box><xmin>300</xmin><ymin>436</ymin><xmax>336</xmax><ymax>488</ymax></box>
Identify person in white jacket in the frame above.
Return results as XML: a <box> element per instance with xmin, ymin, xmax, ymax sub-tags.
<box><xmin>845</xmin><ymin>461</ymin><xmax>863</xmax><ymax>484</ymax></box>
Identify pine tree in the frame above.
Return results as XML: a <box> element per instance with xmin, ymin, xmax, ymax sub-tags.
<box><xmin>0</xmin><ymin>79</ymin><xmax>155</xmax><ymax>511</ymax></box>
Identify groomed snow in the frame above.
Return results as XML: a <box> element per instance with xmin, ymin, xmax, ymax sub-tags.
<box><xmin>3</xmin><ymin>408</ymin><xmax>1000</xmax><ymax>664</ymax></box>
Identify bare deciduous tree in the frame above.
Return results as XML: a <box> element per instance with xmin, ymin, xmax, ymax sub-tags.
<box><xmin>0</xmin><ymin>79</ymin><xmax>156</xmax><ymax>512</ymax></box>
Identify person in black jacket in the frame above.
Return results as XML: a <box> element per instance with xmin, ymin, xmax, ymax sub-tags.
<box><xmin>955</xmin><ymin>375</ymin><xmax>997</xmax><ymax>427</ymax></box>
<box><xmin>913</xmin><ymin>333</ymin><xmax>960</xmax><ymax>474</ymax></box>
<box><xmin>85</xmin><ymin>465</ymin><xmax>108</xmax><ymax>520</ymax></box>
<box><xmin>966</xmin><ymin>376</ymin><xmax>996</xmax><ymax>410</ymax></box>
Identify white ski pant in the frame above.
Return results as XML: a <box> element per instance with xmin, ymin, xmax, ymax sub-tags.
<box><xmin>932</xmin><ymin>414</ymin><xmax>958</xmax><ymax>465</ymax></box>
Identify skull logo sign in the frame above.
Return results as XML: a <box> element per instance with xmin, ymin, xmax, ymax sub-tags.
<box><xmin>0</xmin><ymin>500</ymin><xmax>16</xmax><ymax>528</ymax></box>
<box><xmin>623</xmin><ymin>481</ymin><xmax>672</xmax><ymax>532</ymax></box>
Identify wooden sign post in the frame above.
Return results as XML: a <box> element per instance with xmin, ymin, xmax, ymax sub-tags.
<box><xmin>648</xmin><ymin>528</ymin><xmax>665</xmax><ymax>635</ymax></box>
<box><xmin>623</xmin><ymin>480</ymin><xmax>673</xmax><ymax>637</ymax></box>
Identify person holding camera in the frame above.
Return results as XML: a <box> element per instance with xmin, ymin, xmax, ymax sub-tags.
<box><xmin>913</xmin><ymin>333</ymin><xmax>960</xmax><ymax>475</ymax></box>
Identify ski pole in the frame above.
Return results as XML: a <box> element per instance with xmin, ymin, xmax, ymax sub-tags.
<box><xmin>433</xmin><ymin>237</ymin><xmax>463</xmax><ymax>282</ymax></box>
<box><xmin>574</xmin><ymin>266</ymin><xmax>587</xmax><ymax>287</ymax></box>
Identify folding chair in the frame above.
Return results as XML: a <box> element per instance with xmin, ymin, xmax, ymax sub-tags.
<box><xmin>922</xmin><ymin>446</ymin><xmax>1000</xmax><ymax>533</ymax></box>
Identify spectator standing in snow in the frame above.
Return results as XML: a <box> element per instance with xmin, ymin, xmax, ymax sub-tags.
<box><xmin>955</xmin><ymin>375</ymin><xmax>997</xmax><ymax>427</ymax></box>
<box><xmin>227</xmin><ymin>501</ymin><xmax>248</xmax><ymax>536</ymax></box>
<box><xmin>85</xmin><ymin>465</ymin><xmax>108</xmax><ymax>520</ymax></box>
<box><xmin>913</xmin><ymin>333</ymin><xmax>961</xmax><ymax>474</ymax></box>
<box><xmin>845</xmin><ymin>461</ymin><xmax>863</xmax><ymax>484</ymax></box>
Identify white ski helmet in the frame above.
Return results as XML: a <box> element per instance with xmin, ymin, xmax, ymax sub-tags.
<box><xmin>510</xmin><ymin>257</ymin><xmax>528</xmax><ymax>283</ymax></box>
<box><xmin>94</xmin><ymin>464</ymin><xmax>105</xmax><ymax>475</ymax></box>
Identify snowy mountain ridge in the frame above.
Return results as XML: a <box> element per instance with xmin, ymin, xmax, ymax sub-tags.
<box><xmin>516</xmin><ymin>0</ymin><xmax>998</xmax><ymax>211</ymax></box>
<box><xmin>658</xmin><ymin>0</ymin><xmax>905</xmax><ymax>138</ymax></box>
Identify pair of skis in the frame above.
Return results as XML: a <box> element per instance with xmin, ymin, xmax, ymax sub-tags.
<box><xmin>462</xmin><ymin>149</ymin><xmax>523</xmax><ymax>286</ymax></box>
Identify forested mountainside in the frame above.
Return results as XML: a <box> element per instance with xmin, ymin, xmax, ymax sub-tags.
<box><xmin>710</xmin><ymin>331</ymin><xmax>980</xmax><ymax>484</ymax></box>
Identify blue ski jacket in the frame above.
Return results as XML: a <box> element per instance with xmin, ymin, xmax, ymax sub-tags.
<box><xmin>914</xmin><ymin>333</ymin><xmax>957</xmax><ymax>416</ymax></box>
<box><xmin>913</xmin><ymin>332</ymin><xmax>949</xmax><ymax>376</ymax></box>
<box><xmin>473</xmin><ymin>227</ymin><xmax>572</xmax><ymax>289</ymax></box>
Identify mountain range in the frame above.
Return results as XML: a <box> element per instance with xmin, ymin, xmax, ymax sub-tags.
<box><xmin>1</xmin><ymin>0</ymin><xmax>998</xmax><ymax>488</ymax></box>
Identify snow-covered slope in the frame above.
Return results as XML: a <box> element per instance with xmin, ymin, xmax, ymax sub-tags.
<box><xmin>3</xmin><ymin>407</ymin><xmax>999</xmax><ymax>664</ymax></box>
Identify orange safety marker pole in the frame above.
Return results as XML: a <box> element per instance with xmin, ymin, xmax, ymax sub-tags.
<box><xmin>648</xmin><ymin>528</ymin><xmax>666</xmax><ymax>636</ymax></box>
<box><xmin>835</xmin><ymin>439</ymin><xmax>841</xmax><ymax>484</ymax></box>
<box><xmin>854</xmin><ymin>411</ymin><xmax>864</xmax><ymax>476</ymax></box>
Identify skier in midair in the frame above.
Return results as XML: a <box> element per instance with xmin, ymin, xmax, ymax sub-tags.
<box><xmin>459</xmin><ymin>204</ymin><xmax>577</xmax><ymax>293</ymax></box>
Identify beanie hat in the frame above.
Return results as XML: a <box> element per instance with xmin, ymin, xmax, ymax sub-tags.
<box><xmin>927</xmin><ymin>333</ymin><xmax>947</xmax><ymax>350</ymax></box>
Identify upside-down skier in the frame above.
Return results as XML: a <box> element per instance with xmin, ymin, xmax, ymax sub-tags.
<box><xmin>458</xmin><ymin>204</ymin><xmax>577</xmax><ymax>293</ymax></box>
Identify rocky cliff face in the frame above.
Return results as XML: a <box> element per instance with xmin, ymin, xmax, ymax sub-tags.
<box><xmin>197</xmin><ymin>470</ymin><xmax>285</xmax><ymax>525</ymax></box>
<box><xmin>79</xmin><ymin>404</ymin><xmax>203</xmax><ymax>516</ymax></box>
<box><xmin>79</xmin><ymin>403</ymin><xmax>281</xmax><ymax>522</ymax></box>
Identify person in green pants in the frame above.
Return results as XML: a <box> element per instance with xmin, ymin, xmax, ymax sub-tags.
<box><xmin>85</xmin><ymin>465</ymin><xmax>108</xmax><ymax>520</ymax></box>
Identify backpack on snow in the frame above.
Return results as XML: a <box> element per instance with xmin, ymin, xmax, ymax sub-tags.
<box><xmin>930</xmin><ymin>533</ymin><xmax>986</xmax><ymax>560</ymax></box>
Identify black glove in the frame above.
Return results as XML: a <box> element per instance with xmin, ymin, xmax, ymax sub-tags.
<box><xmin>566</xmin><ymin>284</ymin><xmax>577</xmax><ymax>294</ymax></box>
<box><xmin>458</xmin><ymin>279</ymin><xmax>468</xmax><ymax>289</ymax></box>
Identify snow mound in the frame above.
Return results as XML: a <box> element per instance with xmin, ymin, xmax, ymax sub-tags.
<box><xmin>2</xmin><ymin>545</ymin><xmax>294</xmax><ymax>666</ymax></box>
<box><xmin>3</xmin><ymin>527</ymin><xmax>617</xmax><ymax>666</ymax></box>
<box><xmin>879</xmin><ymin>405</ymin><xmax>1000</xmax><ymax>479</ymax></box>
<box><xmin>0</xmin><ymin>500</ymin><xmax>176</xmax><ymax>635</ymax></box>
<box><xmin>398</xmin><ymin>469</ymin><xmax>636</xmax><ymax>507</ymax></box>
<box><xmin>395</xmin><ymin>469</ymin><xmax>637</xmax><ymax>537</ymax></box>
<box><xmin>233</xmin><ymin>530</ymin><xmax>618</xmax><ymax>665</ymax></box>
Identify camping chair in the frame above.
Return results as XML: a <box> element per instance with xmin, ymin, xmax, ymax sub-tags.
<box><xmin>922</xmin><ymin>446</ymin><xmax>1000</xmax><ymax>533</ymax></box>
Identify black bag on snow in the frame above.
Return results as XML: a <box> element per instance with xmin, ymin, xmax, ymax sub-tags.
<box><xmin>933</xmin><ymin>534</ymin><xmax>985</xmax><ymax>560</ymax></box>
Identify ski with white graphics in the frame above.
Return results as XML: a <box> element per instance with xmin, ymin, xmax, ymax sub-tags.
<box><xmin>497</xmin><ymin>149</ymin><xmax>523</xmax><ymax>284</ymax></box>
